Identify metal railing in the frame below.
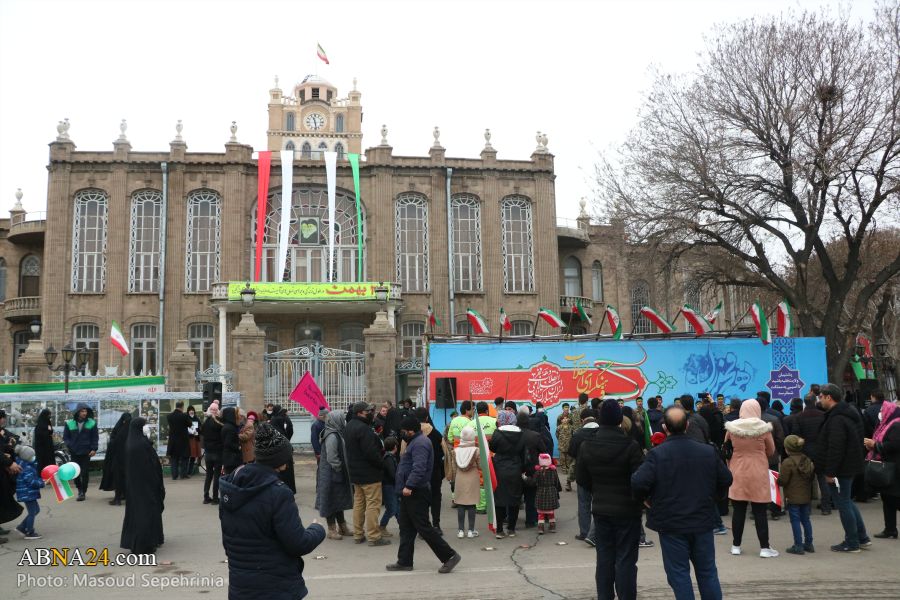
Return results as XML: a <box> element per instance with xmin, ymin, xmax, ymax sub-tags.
<box><xmin>560</xmin><ymin>295</ymin><xmax>594</xmax><ymax>311</ymax></box>
<box><xmin>10</xmin><ymin>211</ymin><xmax>46</xmax><ymax>226</ymax></box>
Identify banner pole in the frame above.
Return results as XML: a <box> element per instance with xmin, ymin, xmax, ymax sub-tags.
<box><xmin>595</xmin><ymin>311</ymin><xmax>608</xmax><ymax>341</ymax></box>
<box><xmin>724</xmin><ymin>306</ymin><xmax>752</xmax><ymax>337</ymax></box>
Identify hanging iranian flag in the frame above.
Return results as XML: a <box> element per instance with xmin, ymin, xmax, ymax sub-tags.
<box><xmin>427</xmin><ymin>305</ymin><xmax>441</xmax><ymax>327</ymax></box>
<box><xmin>639</xmin><ymin>307</ymin><xmax>676</xmax><ymax>334</ymax></box>
<box><xmin>466</xmin><ymin>308</ymin><xmax>489</xmax><ymax>334</ymax></box>
<box><xmin>110</xmin><ymin>320</ymin><xmax>129</xmax><ymax>356</ymax></box>
<box><xmin>537</xmin><ymin>307</ymin><xmax>566</xmax><ymax>328</ymax></box>
<box><xmin>749</xmin><ymin>302</ymin><xmax>772</xmax><ymax>345</ymax></box>
<box><xmin>682</xmin><ymin>305</ymin><xmax>714</xmax><ymax>336</ymax></box>
<box><xmin>474</xmin><ymin>411</ymin><xmax>497</xmax><ymax>533</ymax></box>
<box><xmin>317</xmin><ymin>43</ymin><xmax>329</xmax><ymax>64</ymax></box>
<box><xmin>704</xmin><ymin>300</ymin><xmax>723</xmax><ymax>324</ymax></box>
<box><xmin>574</xmin><ymin>301</ymin><xmax>591</xmax><ymax>326</ymax></box>
<box><xmin>769</xmin><ymin>470</ymin><xmax>783</xmax><ymax>508</ymax></box>
<box><xmin>500</xmin><ymin>308</ymin><xmax>512</xmax><ymax>332</ymax></box>
<box><xmin>776</xmin><ymin>301</ymin><xmax>793</xmax><ymax>337</ymax></box>
<box><xmin>606</xmin><ymin>305</ymin><xmax>623</xmax><ymax>340</ymax></box>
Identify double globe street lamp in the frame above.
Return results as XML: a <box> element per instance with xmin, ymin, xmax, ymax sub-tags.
<box><xmin>44</xmin><ymin>342</ymin><xmax>90</xmax><ymax>394</ymax></box>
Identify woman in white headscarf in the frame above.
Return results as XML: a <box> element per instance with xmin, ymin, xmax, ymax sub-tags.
<box><xmin>453</xmin><ymin>426</ymin><xmax>481</xmax><ymax>538</ymax></box>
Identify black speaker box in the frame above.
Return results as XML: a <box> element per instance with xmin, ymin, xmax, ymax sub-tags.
<box><xmin>435</xmin><ymin>377</ymin><xmax>457</xmax><ymax>409</ymax></box>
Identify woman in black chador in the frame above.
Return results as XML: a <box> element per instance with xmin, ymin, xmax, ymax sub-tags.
<box><xmin>100</xmin><ymin>412</ymin><xmax>131</xmax><ymax>505</ymax></box>
<box><xmin>33</xmin><ymin>408</ymin><xmax>55</xmax><ymax>472</ymax></box>
<box><xmin>120</xmin><ymin>417</ymin><xmax>165</xmax><ymax>554</ymax></box>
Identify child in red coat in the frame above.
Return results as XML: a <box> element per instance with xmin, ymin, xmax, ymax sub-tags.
<box><xmin>533</xmin><ymin>453</ymin><xmax>561</xmax><ymax>534</ymax></box>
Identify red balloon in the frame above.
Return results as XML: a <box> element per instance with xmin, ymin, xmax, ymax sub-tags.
<box><xmin>41</xmin><ymin>464</ymin><xmax>59</xmax><ymax>480</ymax></box>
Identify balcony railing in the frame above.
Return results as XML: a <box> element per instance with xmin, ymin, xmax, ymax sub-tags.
<box><xmin>8</xmin><ymin>211</ymin><xmax>46</xmax><ymax>241</ymax></box>
<box><xmin>3</xmin><ymin>296</ymin><xmax>41</xmax><ymax>321</ymax></box>
<box><xmin>559</xmin><ymin>295</ymin><xmax>594</xmax><ymax>312</ymax></box>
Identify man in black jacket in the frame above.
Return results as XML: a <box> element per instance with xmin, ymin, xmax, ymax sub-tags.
<box><xmin>632</xmin><ymin>406</ymin><xmax>732</xmax><ymax>600</ymax></box>
<box><xmin>863</xmin><ymin>389</ymin><xmax>885</xmax><ymax>438</ymax></box>
<box><xmin>792</xmin><ymin>395</ymin><xmax>831</xmax><ymax>514</ymax></box>
<box><xmin>646</xmin><ymin>397</ymin><xmax>664</xmax><ymax>434</ymax></box>
<box><xmin>576</xmin><ymin>400</ymin><xmax>643</xmax><ymax>600</ymax></box>
<box><xmin>166</xmin><ymin>401</ymin><xmax>192</xmax><ymax>480</ymax></box>
<box><xmin>678</xmin><ymin>396</ymin><xmax>710</xmax><ymax>444</ymax></box>
<box><xmin>344</xmin><ymin>402</ymin><xmax>389</xmax><ymax>546</ymax></box>
<box><xmin>813</xmin><ymin>383</ymin><xmax>871</xmax><ymax>552</ymax></box>
<box><xmin>569</xmin><ymin>408</ymin><xmax>599</xmax><ymax>544</ymax></box>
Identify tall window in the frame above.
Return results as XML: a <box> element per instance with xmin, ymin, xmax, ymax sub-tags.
<box><xmin>188</xmin><ymin>323</ymin><xmax>214</xmax><ymax>371</ymax></box>
<box><xmin>286</xmin><ymin>112</ymin><xmax>295</xmax><ymax>131</ymax></box>
<box><xmin>631</xmin><ymin>280</ymin><xmax>651</xmax><ymax>334</ymax></box>
<box><xmin>335</xmin><ymin>142</ymin><xmax>345</xmax><ymax>160</ymax></box>
<box><xmin>19</xmin><ymin>255</ymin><xmax>40</xmax><ymax>297</ymax></box>
<box><xmin>511</xmin><ymin>320</ymin><xmax>533</xmax><ymax>336</ymax></box>
<box><xmin>73</xmin><ymin>323</ymin><xmax>100</xmax><ymax>375</ymax></box>
<box><xmin>340</xmin><ymin>323</ymin><xmax>365</xmax><ymax>354</ymax></box>
<box><xmin>295</xmin><ymin>323</ymin><xmax>323</xmax><ymax>347</ymax></box>
<box><xmin>451</xmin><ymin>194</ymin><xmax>482</xmax><ymax>292</ymax></box>
<box><xmin>401</xmin><ymin>321</ymin><xmax>425</xmax><ymax>358</ymax></box>
<box><xmin>395</xmin><ymin>193</ymin><xmax>429</xmax><ymax>292</ymax></box>
<box><xmin>285</xmin><ymin>141</ymin><xmax>295</xmax><ymax>151</ymax></box>
<box><xmin>301</xmin><ymin>142</ymin><xmax>312</xmax><ymax>158</ymax></box>
<box><xmin>0</xmin><ymin>258</ymin><xmax>6</xmax><ymax>301</ymax></box>
<box><xmin>684</xmin><ymin>278</ymin><xmax>701</xmax><ymax>329</ymax></box>
<box><xmin>592</xmin><ymin>261</ymin><xmax>604</xmax><ymax>302</ymax></box>
<box><xmin>563</xmin><ymin>256</ymin><xmax>582</xmax><ymax>297</ymax></box>
<box><xmin>13</xmin><ymin>330</ymin><xmax>29</xmax><ymax>374</ymax></box>
<box><xmin>128</xmin><ymin>190</ymin><xmax>162</xmax><ymax>293</ymax></box>
<box><xmin>501</xmin><ymin>196</ymin><xmax>534</xmax><ymax>292</ymax></box>
<box><xmin>317</xmin><ymin>142</ymin><xmax>328</xmax><ymax>157</ymax></box>
<box><xmin>335</xmin><ymin>114</ymin><xmax>344</xmax><ymax>133</ymax></box>
<box><xmin>455</xmin><ymin>319</ymin><xmax>473</xmax><ymax>335</ymax></box>
<box><xmin>71</xmin><ymin>189</ymin><xmax>108</xmax><ymax>293</ymax></box>
<box><xmin>185</xmin><ymin>190</ymin><xmax>221</xmax><ymax>292</ymax></box>
<box><xmin>131</xmin><ymin>323</ymin><xmax>157</xmax><ymax>375</ymax></box>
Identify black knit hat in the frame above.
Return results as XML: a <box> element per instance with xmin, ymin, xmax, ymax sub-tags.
<box><xmin>399</xmin><ymin>415</ymin><xmax>420</xmax><ymax>432</ymax></box>
<box><xmin>599</xmin><ymin>399</ymin><xmax>623</xmax><ymax>426</ymax></box>
<box><xmin>254</xmin><ymin>422</ymin><xmax>293</xmax><ymax>468</ymax></box>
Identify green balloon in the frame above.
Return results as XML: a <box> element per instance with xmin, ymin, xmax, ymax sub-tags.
<box><xmin>57</xmin><ymin>463</ymin><xmax>76</xmax><ymax>481</ymax></box>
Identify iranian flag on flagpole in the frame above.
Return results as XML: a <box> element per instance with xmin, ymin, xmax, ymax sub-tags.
<box><xmin>500</xmin><ymin>308</ymin><xmax>512</xmax><ymax>332</ymax></box>
<box><xmin>466</xmin><ymin>308</ymin><xmax>489</xmax><ymax>334</ymax></box>
<box><xmin>537</xmin><ymin>307</ymin><xmax>566</xmax><ymax>328</ymax></box>
<box><xmin>776</xmin><ymin>301</ymin><xmax>793</xmax><ymax>337</ymax></box>
<box><xmin>474</xmin><ymin>413</ymin><xmax>497</xmax><ymax>533</ymax></box>
<box><xmin>110</xmin><ymin>320</ymin><xmax>129</xmax><ymax>356</ymax></box>
<box><xmin>606</xmin><ymin>305</ymin><xmax>623</xmax><ymax>339</ymax></box>
<box><xmin>427</xmin><ymin>305</ymin><xmax>441</xmax><ymax>327</ymax></box>
<box><xmin>574</xmin><ymin>301</ymin><xmax>592</xmax><ymax>326</ymax></box>
<box><xmin>682</xmin><ymin>304</ymin><xmax>714</xmax><ymax>336</ymax></box>
<box><xmin>639</xmin><ymin>307</ymin><xmax>676</xmax><ymax>334</ymax></box>
<box><xmin>704</xmin><ymin>300</ymin><xmax>723</xmax><ymax>324</ymax></box>
<box><xmin>749</xmin><ymin>302</ymin><xmax>772</xmax><ymax>345</ymax></box>
<box><xmin>316</xmin><ymin>43</ymin><xmax>329</xmax><ymax>64</ymax></box>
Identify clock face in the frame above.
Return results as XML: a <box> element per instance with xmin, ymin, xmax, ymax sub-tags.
<box><xmin>305</xmin><ymin>113</ymin><xmax>326</xmax><ymax>131</ymax></box>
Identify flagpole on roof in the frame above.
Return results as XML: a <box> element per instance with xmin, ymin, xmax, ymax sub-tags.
<box><xmin>595</xmin><ymin>310</ymin><xmax>608</xmax><ymax>341</ymax></box>
<box><xmin>724</xmin><ymin>305</ymin><xmax>753</xmax><ymax>337</ymax></box>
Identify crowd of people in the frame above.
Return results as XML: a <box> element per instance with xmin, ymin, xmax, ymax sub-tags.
<box><xmin>0</xmin><ymin>382</ymin><xmax>898</xmax><ymax>600</ymax></box>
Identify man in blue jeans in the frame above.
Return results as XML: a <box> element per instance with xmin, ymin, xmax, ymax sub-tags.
<box><xmin>813</xmin><ymin>383</ymin><xmax>870</xmax><ymax>552</ymax></box>
<box><xmin>632</xmin><ymin>406</ymin><xmax>733</xmax><ymax>600</ymax></box>
<box><xmin>568</xmin><ymin>408</ymin><xmax>599</xmax><ymax>545</ymax></box>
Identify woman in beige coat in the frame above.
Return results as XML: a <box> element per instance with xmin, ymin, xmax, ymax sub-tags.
<box><xmin>453</xmin><ymin>426</ymin><xmax>481</xmax><ymax>538</ymax></box>
<box><xmin>725</xmin><ymin>399</ymin><xmax>777</xmax><ymax>558</ymax></box>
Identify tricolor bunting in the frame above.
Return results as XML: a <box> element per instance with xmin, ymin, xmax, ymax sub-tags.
<box><xmin>639</xmin><ymin>307</ymin><xmax>676</xmax><ymax>334</ymax></box>
<box><xmin>682</xmin><ymin>304</ymin><xmax>714</xmax><ymax>336</ymax></box>
<box><xmin>537</xmin><ymin>307</ymin><xmax>566</xmax><ymax>328</ymax></box>
<box><xmin>466</xmin><ymin>308</ymin><xmax>489</xmax><ymax>334</ymax></box>
<box><xmin>749</xmin><ymin>302</ymin><xmax>772</xmax><ymax>345</ymax></box>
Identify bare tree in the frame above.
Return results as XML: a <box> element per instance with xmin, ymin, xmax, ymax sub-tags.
<box><xmin>598</xmin><ymin>4</ymin><xmax>900</xmax><ymax>381</ymax></box>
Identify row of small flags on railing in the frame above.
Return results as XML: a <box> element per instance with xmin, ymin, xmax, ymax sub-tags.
<box><xmin>427</xmin><ymin>300</ymin><xmax>793</xmax><ymax>345</ymax></box>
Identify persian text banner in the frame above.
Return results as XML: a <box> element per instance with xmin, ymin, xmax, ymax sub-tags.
<box><xmin>225</xmin><ymin>281</ymin><xmax>392</xmax><ymax>301</ymax></box>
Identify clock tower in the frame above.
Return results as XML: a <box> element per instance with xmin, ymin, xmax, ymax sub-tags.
<box><xmin>266</xmin><ymin>74</ymin><xmax>363</xmax><ymax>156</ymax></box>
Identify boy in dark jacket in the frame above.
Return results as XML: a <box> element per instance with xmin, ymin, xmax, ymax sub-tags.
<box><xmin>14</xmin><ymin>445</ymin><xmax>45</xmax><ymax>540</ymax></box>
<box><xmin>779</xmin><ymin>435</ymin><xmax>815</xmax><ymax>555</ymax></box>
<box><xmin>379</xmin><ymin>437</ymin><xmax>400</xmax><ymax>537</ymax></box>
<box><xmin>219</xmin><ymin>423</ymin><xmax>325</xmax><ymax>600</ymax></box>
<box><xmin>63</xmin><ymin>402</ymin><xmax>98</xmax><ymax>501</ymax></box>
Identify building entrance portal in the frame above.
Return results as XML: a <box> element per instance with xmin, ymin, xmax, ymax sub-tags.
<box><xmin>264</xmin><ymin>342</ymin><xmax>365</xmax><ymax>415</ymax></box>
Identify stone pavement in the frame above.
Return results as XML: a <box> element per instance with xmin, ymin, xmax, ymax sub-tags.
<box><xmin>1</xmin><ymin>455</ymin><xmax>898</xmax><ymax>599</ymax></box>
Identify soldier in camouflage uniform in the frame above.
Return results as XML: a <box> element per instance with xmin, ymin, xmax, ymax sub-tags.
<box><xmin>556</xmin><ymin>411</ymin><xmax>574</xmax><ymax>491</ymax></box>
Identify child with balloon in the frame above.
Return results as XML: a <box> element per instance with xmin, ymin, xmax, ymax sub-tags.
<box><xmin>14</xmin><ymin>446</ymin><xmax>45</xmax><ymax>539</ymax></box>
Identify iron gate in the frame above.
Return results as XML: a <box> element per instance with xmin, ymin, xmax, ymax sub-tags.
<box><xmin>264</xmin><ymin>343</ymin><xmax>365</xmax><ymax>414</ymax></box>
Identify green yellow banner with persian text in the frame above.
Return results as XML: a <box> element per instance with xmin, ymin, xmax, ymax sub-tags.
<box><xmin>226</xmin><ymin>282</ymin><xmax>391</xmax><ymax>302</ymax></box>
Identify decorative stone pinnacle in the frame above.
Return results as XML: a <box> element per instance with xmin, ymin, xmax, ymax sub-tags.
<box><xmin>484</xmin><ymin>128</ymin><xmax>493</xmax><ymax>150</ymax></box>
<box><xmin>56</xmin><ymin>118</ymin><xmax>71</xmax><ymax>141</ymax></box>
<box><xmin>535</xmin><ymin>131</ymin><xmax>543</xmax><ymax>152</ymax></box>
<box><xmin>274</xmin><ymin>75</ymin><xmax>279</xmax><ymax>88</ymax></box>
<box><xmin>229</xmin><ymin>121</ymin><xmax>238</xmax><ymax>143</ymax></box>
<box><xmin>174</xmin><ymin>120</ymin><xmax>184</xmax><ymax>142</ymax></box>
<box><xmin>579</xmin><ymin>197</ymin><xmax>588</xmax><ymax>217</ymax></box>
<box><xmin>432</xmin><ymin>126</ymin><xmax>442</xmax><ymax>148</ymax></box>
<box><xmin>13</xmin><ymin>188</ymin><xmax>23</xmax><ymax>211</ymax></box>
<box><xmin>117</xmin><ymin>119</ymin><xmax>128</xmax><ymax>142</ymax></box>
<box><xmin>380</xmin><ymin>124</ymin><xmax>389</xmax><ymax>146</ymax></box>
<box><xmin>353</xmin><ymin>77</ymin><xmax>358</xmax><ymax>91</ymax></box>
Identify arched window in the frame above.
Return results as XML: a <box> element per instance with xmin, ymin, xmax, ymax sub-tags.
<box><xmin>631</xmin><ymin>279</ymin><xmax>652</xmax><ymax>334</ymax></box>
<box><xmin>451</xmin><ymin>194</ymin><xmax>482</xmax><ymax>292</ymax></box>
<box><xmin>501</xmin><ymin>196</ymin><xmax>534</xmax><ymax>292</ymax></box>
<box><xmin>255</xmin><ymin>186</ymin><xmax>366</xmax><ymax>282</ymax></box>
<box><xmin>563</xmin><ymin>256</ymin><xmax>582</xmax><ymax>297</ymax></box>
<box><xmin>0</xmin><ymin>258</ymin><xmax>5</xmax><ymax>302</ymax></box>
<box><xmin>455</xmin><ymin>319</ymin><xmax>473</xmax><ymax>336</ymax></box>
<box><xmin>511</xmin><ymin>320</ymin><xmax>533</xmax><ymax>336</ymax></box>
<box><xmin>401</xmin><ymin>321</ymin><xmax>425</xmax><ymax>358</ymax></box>
<box><xmin>131</xmin><ymin>323</ymin><xmax>157</xmax><ymax>375</ymax></box>
<box><xmin>19</xmin><ymin>255</ymin><xmax>40</xmax><ymax>297</ymax></box>
<box><xmin>128</xmin><ymin>190</ymin><xmax>162</xmax><ymax>293</ymax></box>
<box><xmin>285</xmin><ymin>141</ymin><xmax>295</xmax><ymax>151</ymax></box>
<box><xmin>317</xmin><ymin>141</ymin><xmax>328</xmax><ymax>157</ymax></box>
<box><xmin>340</xmin><ymin>322</ymin><xmax>365</xmax><ymax>354</ymax></box>
<box><xmin>188</xmin><ymin>323</ymin><xmax>214</xmax><ymax>371</ymax></box>
<box><xmin>295</xmin><ymin>322</ymin><xmax>323</xmax><ymax>347</ymax></box>
<box><xmin>72</xmin><ymin>189</ymin><xmax>108</xmax><ymax>293</ymax></box>
<box><xmin>73</xmin><ymin>323</ymin><xmax>100</xmax><ymax>375</ymax></box>
<box><xmin>301</xmin><ymin>142</ymin><xmax>312</xmax><ymax>159</ymax></box>
<box><xmin>185</xmin><ymin>190</ymin><xmax>221</xmax><ymax>292</ymax></box>
<box><xmin>592</xmin><ymin>261</ymin><xmax>604</xmax><ymax>302</ymax></box>
<box><xmin>286</xmin><ymin>112</ymin><xmax>296</xmax><ymax>131</ymax></box>
<box><xmin>684</xmin><ymin>278</ymin><xmax>701</xmax><ymax>329</ymax></box>
<box><xmin>335</xmin><ymin>114</ymin><xmax>344</xmax><ymax>133</ymax></box>
<box><xmin>334</xmin><ymin>142</ymin><xmax>345</xmax><ymax>160</ymax></box>
<box><xmin>395</xmin><ymin>193</ymin><xmax>429</xmax><ymax>292</ymax></box>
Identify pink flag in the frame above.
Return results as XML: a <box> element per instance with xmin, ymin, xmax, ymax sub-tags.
<box><xmin>288</xmin><ymin>372</ymin><xmax>331</xmax><ymax>415</ymax></box>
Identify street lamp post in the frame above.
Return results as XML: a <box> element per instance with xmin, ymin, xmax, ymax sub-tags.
<box><xmin>45</xmin><ymin>342</ymin><xmax>89</xmax><ymax>394</ymax></box>
<box><xmin>875</xmin><ymin>338</ymin><xmax>897</xmax><ymax>402</ymax></box>
<box><xmin>29</xmin><ymin>320</ymin><xmax>41</xmax><ymax>340</ymax></box>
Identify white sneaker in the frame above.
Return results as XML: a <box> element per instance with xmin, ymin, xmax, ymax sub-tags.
<box><xmin>759</xmin><ymin>547</ymin><xmax>779</xmax><ymax>558</ymax></box>
<box><xmin>731</xmin><ymin>545</ymin><xmax>742</xmax><ymax>555</ymax></box>
<box><xmin>467</xmin><ymin>530</ymin><xmax>479</xmax><ymax>538</ymax></box>
<box><xmin>457</xmin><ymin>530</ymin><xmax>465</xmax><ymax>539</ymax></box>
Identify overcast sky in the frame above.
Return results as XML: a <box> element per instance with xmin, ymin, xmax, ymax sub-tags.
<box><xmin>0</xmin><ymin>0</ymin><xmax>878</xmax><ymax>218</ymax></box>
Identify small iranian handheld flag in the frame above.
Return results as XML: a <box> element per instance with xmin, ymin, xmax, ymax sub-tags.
<box><xmin>427</xmin><ymin>305</ymin><xmax>441</xmax><ymax>327</ymax></box>
<box><xmin>776</xmin><ymin>301</ymin><xmax>793</xmax><ymax>337</ymax></box>
<box><xmin>704</xmin><ymin>300</ymin><xmax>723</xmax><ymax>324</ymax></box>
<box><xmin>749</xmin><ymin>302</ymin><xmax>771</xmax><ymax>345</ymax></box>
<box><xmin>110</xmin><ymin>320</ymin><xmax>130</xmax><ymax>356</ymax></box>
<box><xmin>537</xmin><ymin>307</ymin><xmax>566</xmax><ymax>328</ymax></box>
<box><xmin>48</xmin><ymin>474</ymin><xmax>74</xmax><ymax>503</ymax></box>
<box><xmin>574</xmin><ymin>301</ymin><xmax>592</xmax><ymax>326</ymax></box>
<box><xmin>606</xmin><ymin>305</ymin><xmax>623</xmax><ymax>340</ymax></box>
<box><xmin>682</xmin><ymin>304</ymin><xmax>714</xmax><ymax>336</ymax></box>
<box><xmin>466</xmin><ymin>308</ymin><xmax>489</xmax><ymax>334</ymax></box>
<box><xmin>316</xmin><ymin>43</ymin><xmax>329</xmax><ymax>64</ymax></box>
<box><xmin>639</xmin><ymin>307</ymin><xmax>676</xmax><ymax>334</ymax></box>
<box><xmin>500</xmin><ymin>308</ymin><xmax>512</xmax><ymax>332</ymax></box>
<box><xmin>769</xmin><ymin>470</ymin><xmax>783</xmax><ymax>508</ymax></box>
